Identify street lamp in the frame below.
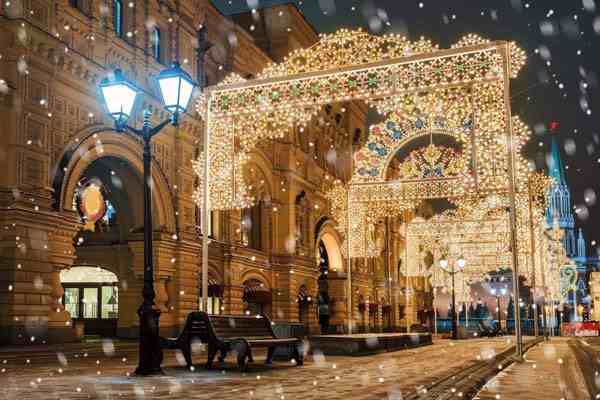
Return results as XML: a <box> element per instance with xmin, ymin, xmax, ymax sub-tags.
<box><xmin>156</xmin><ymin>62</ymin><xmax>196</xmax><ymax>118</ymax></box>
<box><xmin>439</xmin><ymin>256</ymin><xmax>465</xmax><ymax>340</ymax></box>
<box><xmin>490</xmin><ymin>286</ymin><xmax>507</xmax><ymax>330</ymax></box>
<box><xmin>99</xmin><ymin>64</ymin><xmax>196</xmax><ymax>375</ymax></box>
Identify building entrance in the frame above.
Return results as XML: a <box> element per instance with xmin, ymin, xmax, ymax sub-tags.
<box><xmin>61</xmin><ymin>266</ymin><xmax>119</xmax><ymax>336</ymax></box>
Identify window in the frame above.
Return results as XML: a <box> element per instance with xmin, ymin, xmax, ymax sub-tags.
<box><xmin>82</xmin><ymin>287</ymin><xmax>98</xmax><ymax>318</ymax></box>
<box><xmin>62</xmin><ymin>285</ymin><xmax>118</xmax><ymax>320</ymax></box>
<box><xmin>64</xmin><ymin>287</ymin><xmax>80</xmax><ymax>318</ymax></box>
<box><xmin>151</xmin><ymin>27</ymin><xmax>161</xmax><ymax>62</ymax></box>
<box><xmin>242</xmin><ymin>202</ymin><xmax>262</xmax><ymax>250</ymax></box>
<box><xmin>195</xmin><ymin>206</ymin><xmax>214</xmax><ymax>237</ymax></box>
<box><xmin>101</xmin><ymin>286</ymin><xmax>118</xmax><ymax>319</ymax></box>
<box><xmin>113</xmin><ymin>0</ymin><xmax>123</xmax><ymax>37</ymax></box>
<box><xmin>69</xmin><ymin>0</ymin><xmax>90</xmax><ymax>15</ymax></box>
<box><xmin>200</xmin><ymin>296</ymin><xmax>221</xmax><ymax>315</ymax></box>
<box><xmin>199</xmin><ymin>278</ymin><xmax>222</xmax><ymax>315</ymax></box>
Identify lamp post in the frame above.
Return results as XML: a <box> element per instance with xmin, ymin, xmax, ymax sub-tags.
<box><xmin>433</xmin><ymin>287</ymin><xmax>438</xmax><ymax>336</ymax></box>
<box><xmin>439</xmin><ymin>257</ymin><xmax>465</xmax><ymax>340</ymax></box>
<box><xmin>490</xmin><ymin>287</ymin><xmax>507</xmax><ymax>330</ymax></box>
<box><xmin>98</xmin><ymin>64</ymin><xmax>196</xmax><ymax>375</ymax></box>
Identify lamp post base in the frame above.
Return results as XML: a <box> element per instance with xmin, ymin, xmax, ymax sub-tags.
<box><xmin>511</xmin><ymin>354</ymin><xmax>525</xmax><ymax>363</ymax></box>
<box><xmin>134</xmin><ymin>304</ymin><xmax>164</xmax><ymax>376</ymax></box>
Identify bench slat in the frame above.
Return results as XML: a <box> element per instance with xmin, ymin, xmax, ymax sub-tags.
<box><xmin>161</xmin><ymin>312</ymin><xmax>303</xmax><ymax>371</ymax></box>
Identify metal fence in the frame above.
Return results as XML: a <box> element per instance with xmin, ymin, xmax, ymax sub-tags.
<box><xmin>435</xmin><ymin>318</ymin><xmax>560</xmax><ymax>336</ymax></box>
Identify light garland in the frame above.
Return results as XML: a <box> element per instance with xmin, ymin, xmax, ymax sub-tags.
<box><xmin>404</xmin><ymin>178</ymin><xmax>554</xmax><ymax>285</ymax></box>
<box><xmin>193</xmin><ymin>29</ymin><xmax>540</xmax><ymax>266</ymax></box>
<box><xmin>390</xmin><ymin>144</ymin><xmax>466</xmax><ymax>181</ymax></box>
<box><xmin>194</xmin><ymin>30</ymin><xmax>527</xmax><ymax>213</ymax></box>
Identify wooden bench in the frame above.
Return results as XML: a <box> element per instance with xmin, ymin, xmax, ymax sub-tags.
<box><xmin>161</xmin><ymin>312</ymin><xmax>303</xmax><ymax>371</ymax></box>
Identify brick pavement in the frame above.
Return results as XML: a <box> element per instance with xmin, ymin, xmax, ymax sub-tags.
<box><xmin>474</xmin><ymin>338</ymin><xmax>589</xmax><ymax>400</ymax></box>
<box><xmin>0</xmin><ymin>338</ymin><xmax>518</xmax><ymax>400</ymax></box>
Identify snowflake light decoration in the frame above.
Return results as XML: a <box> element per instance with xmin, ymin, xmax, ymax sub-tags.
<box><xmin>392</xmin><ymin>144</ymin><xmax>466</xmax><ymax>181</ymax></box>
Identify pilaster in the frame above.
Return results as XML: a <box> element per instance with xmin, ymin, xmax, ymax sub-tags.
<box><xmin>0</xmin><ymin>195</ymin><xmax>81</xmax><ymax>344</ymax></box>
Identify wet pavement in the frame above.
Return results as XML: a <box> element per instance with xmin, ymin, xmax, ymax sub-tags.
<box><xmin>0</xmin><ymin>337</ymin><xmax>518</xmax><ymax>399</ymax></box>
<box><xmin>474</xmin><ymin>338</ymin><xmax>589</xmax><ymax>400</ymax></box>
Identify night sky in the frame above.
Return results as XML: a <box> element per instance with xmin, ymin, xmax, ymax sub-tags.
<box><xmin>213</xmin><ymin>0</ymin><xmax>600</xmax><ymax>255</ymax></box>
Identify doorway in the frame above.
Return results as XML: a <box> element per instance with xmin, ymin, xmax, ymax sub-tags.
<box><xmin>243</xmin><ymin>278</ymin><xmax>272</xmax><ymax>317</ymax></box>
<box><xmin>61</xmin><ymin>266</ymin><xmax>119</xmax><ymax>336</ymax></box>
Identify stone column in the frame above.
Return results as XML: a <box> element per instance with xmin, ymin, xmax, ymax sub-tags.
<box><xmin>116</xmin><ymin>274</ymin><xmax>143</xmax><ymax>339</ymax></box>
<box><xmin>222</xmin><ymin>284</ymin><xmax>244</xmax><ymax>315</ymax></box>
<box><xmin>271</xmin><ymin>268</ymin><xmax>293</xmax><ymax>321</ymax></box>
<box><xmin>47</xmin><ymin>266</ymin><xmax>72</xmax><ymax>337</ymax></box>
<box><xmin>306</xmin><ymin>278</ymin><xmax>319</xmax><ymax>335</ymax></box>
<box><xmin>124</xmin><ymin>233</ymin><xmax>182</xmax><ymax>338</ymax></box>
<box><xmin>377</xmin><ymin>302</ymin><xmax>384</xmax><ymax>332</ymax></box>
<box><xmin>222</xmin><ymin>258</ymin><xmax>247</xmax><ymax>315</ymax></box>
<box><xmin>327</xmin><ymin>273</ymin><xmax>347</xmax><ymax>333</ymax></box>
<box><xmin>170</xmin><ymin>232</ymin><xmax>202</xmax><ymax>332</ymax></box>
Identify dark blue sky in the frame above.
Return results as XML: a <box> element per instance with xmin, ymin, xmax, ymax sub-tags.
<box><xmin>213</xmin><ymin>0</ymin><xmax>600</xmax><ymax>252</ymax></box>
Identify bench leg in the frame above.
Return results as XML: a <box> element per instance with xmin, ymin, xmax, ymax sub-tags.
<box><xmin>291</xmin><ymin>344</ymin><xmax>304</xmax><ymax>366</ymax></box>
<box><xmin>232</xmin><ymin>341</ymin><xmax>250</xmax><ymax>372</ymax></box>
<box><xmin>218</xmin><ymin>349</ymin><xmax>227</xmax><ymax>363</ymax></box>
<box><xmin>206</xmin><ymin>345</ymin><xmax>218</xmax><ymax>369</ymax></box>
<box><xmin>247</xmin><ymin>348</ymin><xmax>254</xmax><ymax>363</ymax></box>
<box><xmin>265</xmin><ymin>347</ymin><xmax>275</xmax><ymax>365</ymax></box>
<box><xmin>236</xmin><ymin>345</ymin><xmax>249</xmax><ymax>372</ymax></box>
<box><xmin>181</xmin><ymin>341</ymin><xmax>193</xmax><ymax>368</ymax></box>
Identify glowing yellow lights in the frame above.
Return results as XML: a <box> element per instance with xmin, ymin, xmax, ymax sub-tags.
<box><xmin>258</xmin><ymin>29</ymin><xmax>438</xmax><ymax>80</ymax></box>
<box><xmin>405</xmin><ymin>184</ymin><xmax>551</xmax><ymax>283</ymax></box>
<box><xmin>193</xmin><ymin>29</ymin><xmax>538</xmax><ymax>268</ymax></box>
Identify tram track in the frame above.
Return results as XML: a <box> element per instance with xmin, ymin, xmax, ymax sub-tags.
<box><xmin>403</xmin><ymin>337</ymin><xmax>543</xmax><ymax>400</ymax></box>
<box><xmin>567</xmin><ymin>338</ymin><xmax>600</xmax><ymax>399</ymax></box>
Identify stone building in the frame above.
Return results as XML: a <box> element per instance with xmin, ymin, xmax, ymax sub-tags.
<box><xmin>0</xmin><ymin>0</ymin><xmax>426</xmax><ymax>345</ymax></box>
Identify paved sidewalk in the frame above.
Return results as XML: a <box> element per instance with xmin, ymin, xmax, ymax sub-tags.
<box><xmin>0</xmin><ymin>338</ymin><xmax>514</xmax><ymax>400</ymax></box>
<box><xmin>474</xmin><ymin>338</ymin><xmax>589</xmax><ymax>400</ymax></box>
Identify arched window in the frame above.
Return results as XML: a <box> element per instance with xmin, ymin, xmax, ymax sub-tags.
<box><xmin>151</xmin><ymin>28</ymin><xmax>161</xmax><ymax>62</ymax></box>
<box><xmin>69</xmin><ymin>0</ymin><xmax>90</xmax><ymax>14</ymax></box>
<box><xmin>198</xmin><ymin>276</ymin><xmax>223</xmax><ymax>315</ymax></box>
<box><xmin>318</xmin><ymin>240</ymin><xmax>329</xmax><ymax>277</ymax></box>
<box><xmin>243</xmin><ymin>279</ymin><xmax>271</xmax><ymax>317</ymax></box>
<box><xmin>195</xmin><ymin>206</ymin><xmax>214</xmax><ymax>237</ymax></box>
<box><xmin>250</xmin><ymin>201</ymin><xmax>262</xmax><ymax>250</ymax></box>
<box><xmin>113</xmin><ymin>0</ymin><xmax>123</xmax><ymax>37</ymax></box>
<box><xmin>242</xmin><ymin>202</ymin><xmax>262</xmax><ymax>250</ymax></box>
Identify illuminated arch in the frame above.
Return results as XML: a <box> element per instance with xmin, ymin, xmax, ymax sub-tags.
<box><xmin>257</xmin><ymin>30</ymin><xmax>525</xmax><ymax>80</ymax></box>
<box><xmin>60</xmin><ymin>265</ymin><xmax>118</xmax><ymax>283</ymax></box>
<box><xmin>194</xmin><ymin>30</ymin><xmax>526</xmax><ymax>211</ymax></box>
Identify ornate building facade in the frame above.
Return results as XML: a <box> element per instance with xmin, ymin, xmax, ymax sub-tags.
<box><xmin>545</xmin><ymin>136</ymin><xmax>589</xmax><ymax>316</ymax></box>
<box><xmin>0</xmin><ymin>1</ymin><xmax>422</xmax><ymax>344</ymax></box>
<box><xmin>545</xmin><ymin>137</ymin><xmax>582</xmax><ymax>259</ymax></box>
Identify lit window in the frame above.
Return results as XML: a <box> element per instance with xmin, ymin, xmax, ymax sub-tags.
<box><xmin>151</xmin><ymin>28</ymin><xmax>161</xmax><ymax>62</ymax></box>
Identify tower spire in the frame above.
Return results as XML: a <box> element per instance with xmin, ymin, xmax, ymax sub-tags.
<box><xmin>577</xmin><ymin>228</ymin><xmax>586</xmax><ymax>259</ymax></box>
<box><xmin>545</xmin><ymin>132</ymin><xmax>576</xmax><ymax>257</ymax></box>
<box><xmin>548</xmin><ymin>136</ymin><xmax>567</xmax><ymax>186</ymax></box>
